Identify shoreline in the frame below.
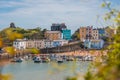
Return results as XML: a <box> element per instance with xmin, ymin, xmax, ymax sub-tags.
<box><xmin>0</xmin><ymin>59</ymin><xmax>11</xmax><ymax>67</ymax></box>
<box><xmin>0</xmin><ymin>50</ymin><xmax>107</xmax><ymax>63</ymax></box>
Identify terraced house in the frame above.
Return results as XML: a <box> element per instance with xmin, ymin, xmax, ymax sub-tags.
<box><xmin>44</xmin><ymin>31</ymin><xmax>61</xmax><ymax>40</ymax></box>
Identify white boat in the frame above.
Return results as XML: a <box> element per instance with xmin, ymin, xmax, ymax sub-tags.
<box><xmin>84</xmin><ymin>55</ymin><xmax>93</xmax><ymax>61</ymax></box>
<box><xmin>11</xmin><ymin>57</ymin><xmax>23</xmax><ymax>63</ymax></box>
<box><xmin>56</xmin><ymin>58</ymin><xmax>63</xmax><ymax>63</ymax></box>
<box><xmin>34</xmin><ymin>57</ymin><xmax>41</xmax><ymax>63</ymax></box>
<box><xmin>24</xmin><ymin>55</ymin><xmax>29</xmax><ymax>60</ymax></box>
<box><xmin>41</xmin><ymin>57</ymin><xmax>50</xmax><ymax>63</ymax></box>
<box><xmin>66</xmin><ymin>57</ymin><xmax>74</xmax><ymax>61</ymax></box>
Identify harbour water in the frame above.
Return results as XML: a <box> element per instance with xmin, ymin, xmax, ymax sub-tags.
<box><xmin>1</xmin><ymin>60</ymin><xmax>91</xmax><ymax>80</ymax></box>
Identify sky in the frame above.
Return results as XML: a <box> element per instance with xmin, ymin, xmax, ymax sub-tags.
<box><xmin>0</xmin><ymin>0</ymin><xmax>120</xmax><ymax>33</ymax></box>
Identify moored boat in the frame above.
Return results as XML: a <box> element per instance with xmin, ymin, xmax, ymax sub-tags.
<box><xmin>11</xmin><ymin>57</ymin><xmax>23</xmax><ymax>63</ymax></box>
<box><xmin>83</xmin><ymin>55</ymin><xmax>93</xmax><ymax>61</ymax></box>
<box><xmin>34</xmin><ymin>57</ymin><xmax>41</xmax><ymax>63</ymax></box>
<box><xmin>66</xmin><ymin>57</ymin><xmax>74</xmax><ymax>61</ymax></box>
<box><xmin>41</xmin><ymin>57</ymin><xmax>50</xmax><ymax>63</ymax></box>
<box><xmin>57</xmin><ymin>58</ymin><xmax>63</xmax><ymax>63</ymax></box>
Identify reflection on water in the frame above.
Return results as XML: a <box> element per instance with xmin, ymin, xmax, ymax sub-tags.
<box><xmin>1</xmin><ymin>61</ymin><xmax>91</xmax><ymax>80</ymax></box>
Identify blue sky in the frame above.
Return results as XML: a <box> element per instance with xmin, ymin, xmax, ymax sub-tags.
<box><xmin>0</xmin><ymin>0</ymin><xmax>120</xmax><ymax>33</ymax></box>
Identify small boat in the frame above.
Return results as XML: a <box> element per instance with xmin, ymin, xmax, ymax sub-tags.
<box><xmin>66</xmin><ymin>57</ymin><xmax>74</xmax><ymax>61</ymax></box>
<box><xmin>62</xmin><ymin>55</ymin><xmax>67</xmax><ymax>61</ymax></box>
<box><xmin>34</xmin><ymin>57</ymin><xmax>41</xmax><ymax>63</ymax></box>
<box><xmin>11</xmin><ymin>57</ymin><xmax>23</xmax><ymax>63</ymax></box>
<box><xmin>57</xmin><ymin>58</ymin><xmax>63</xmax><ymax>63</ymax></box>
<box><xmin>16</xmin><ymin>58</ymin><xmax>23</xmax><ymax>62</ymax></box>
<box><xmin>74</xmin><ymin>56</ymin><xmax>83</xmax><ymax>61</ymax></box>
<box><xmin>33</xmin><ymin>56</ymin><xmax>37</xmax><ymax>60</ymax></box>
<box><xmin>41</xmin><ymin>57</ymin><xmax>50</xmax><ymax>63</ymax></box>
<box><xmin>84</xmin><ymin>55</ymin><xmax>93</xmax><ymax>61</ymax></box>
<box><xmin>24</xmin><ymin>55</ymin><xmax>29</xmax><ymax>60</ymax></box>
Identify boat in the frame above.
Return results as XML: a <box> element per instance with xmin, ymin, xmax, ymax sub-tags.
<box><xmin>24</xmin><ymin>55</ymin><xmax>29</xmax><ymax>60</ymax></box>
<box><xmin>62</xmin><ymin>55</ymin><xmax>67</xmax><ymax>61</ymax></box>
<box><xmin>34</xmin><ymin>57</ymin><xmax>41</xmax><ymax>63</ymax></box>
<box><xmin>66</xmin><ymin>57</ymin><xmax>74</xmax><ymax>61</ymax></box>
<box><xmin>74</xmin><ymin>56</ymin><xmax>83</xmax><ymax>61</ymax></box>
<box><xmin>11</xmin><ymin>57</ymin><xmax>23</xmax><ymax>63</ymax></box>
<box><xmin>56</xmin><ymin>58</ymin><xmax>63</xmax><ymax>63</ymax></box>
<box><xmin>41</xmin><ymin>57</ymin><xmax>50</xmax><ymax>63</ymax></box>
<box><xmin>84</xmin><ymin>55</ymin><xmax>93</xmax><ymax>61</ymax></box>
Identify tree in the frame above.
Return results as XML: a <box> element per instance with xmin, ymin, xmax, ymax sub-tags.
<box><xmin>41</xmin><ymin>29</ymin><xmax>47</xmax><ymax>38</ymax></box>
<box><xmin>84</xmin><ymin>1</ymin><xmax>120</xmax><ymax>80</ymax></box>
<box><xmin>0</xmin><ymin>27</ymin><xmax>23</xmax><ymax>80</ymax></box>
<box><xmin>28</xmin><ymin>48</ymin><xmax>40</xmax><ymax>54</ymax></box>
<box><xmin>65</xmin><ymin>1</ymin><xmax>120</xmax><ymax>80</ymax></box>
<box><xmin>72</xmin><ymin>28</ymin><xmax>80</xmax><ymax>40</ymax></box>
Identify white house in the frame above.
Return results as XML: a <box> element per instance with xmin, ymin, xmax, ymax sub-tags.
<box><xmin>84</xmin><ymin>39</ymin><xmax>104</xmax><ymax>49</ymax></box>
<box><xmin>92</xmin><ymin>29</ymin><xmax>99</xmax><ymax>40</ymax></box>
<box><xmin>13</xmin><ymin>39</ymin><xmax>26</xmax><ymax>50</ymax></box>
<box><xmin>13</xmin><ymin>39</ymin><xmax>45</xmax><ymax>49</ymax></box>
<box><xmin>13</xmin><ymin>39</ymin><xmax>69</xmax><ymax>49</ymax></box>
<box><xmin>26</xmin><ymin>40</ymin><xmax>45</xmax><ymax>49</ymax></box>
<box><xmin>91</xmin><ymin>39</ymin><xmax>104</xmax><ymax>49</ymax></box>
<box><xmin>44</xmin><ymin>40</ymin><xmax>53</xmax><ymax>48</ymax></box>
<box><xmin>44</xmin><ymin>39</ymin><xmax>69</xmax><ymax>48</ymax></box>
<box><xmin>53</xmin><ymin>39</ymin><xmax>68</xmax><ymax>47</ymax></box>
<box><xmin>84</xmin><ymin>39</ymin><xmax>91</xmax><ymax>49</ymax></box>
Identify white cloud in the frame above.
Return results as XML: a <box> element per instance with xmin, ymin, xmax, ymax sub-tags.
<box><xmin>0</xmin><ymin>0</ymin><xmax>119</xmax><ymax>33</ymax></box>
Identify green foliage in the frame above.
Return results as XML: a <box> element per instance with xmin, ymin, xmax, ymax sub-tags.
<box><xmin>29</xmin><ymin>48</ymin><xmax>40</xmax><ymax>54</ymax></box>
<box><xmin>84</xmin><ymin>71</ymin><xmax>93</xmax><ymax>80</ymax></box>
<box><xmin>84</xmin><ymin>1</ymin><xmax>120</xmax><ymax>80</ymax></box>
<box><xmin>0</xmin><ymin>28</ymin><xmax>23</xmax><ymax>46</ymax></box>
<box><xmin>66</xmin><ymin>77</ymin><xmax>77</xmax><ymax>80</ymax></box>
<box><xmin>0</xmin><ymin>27</ymin><xmax>47</xmax><ymax>46</ymax></box>
<box><xmin>72</xmin><ymin>28</ymin><xmax>80</xmax><ymax>40</ymax></box>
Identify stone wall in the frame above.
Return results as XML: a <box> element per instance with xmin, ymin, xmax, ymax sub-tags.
<box><xmin>40</xmin><ymin>43</ymin><xmax>81</xmax><ymax>54</ymax></box>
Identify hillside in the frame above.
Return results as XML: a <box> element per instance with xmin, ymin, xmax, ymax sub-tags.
<box><xmin>0</xmin><ymin>27</ymin><xmax>47</xmax><ymax>46</ymax></box>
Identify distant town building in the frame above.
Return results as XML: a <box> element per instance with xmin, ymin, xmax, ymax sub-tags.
<box><xmin>84</xmin><ymin>39</ymin><xmax>104</xmax><ymax>49</ymax></box>
<box><xmin>45</xmin><ymin>31</ymin><xmax>61</xmax><ymax>40</ymax></box>
<box><xmin>79</xmin><ymin>26</ymin><xmax>93</xmax><ymax>41</ymax></box>
<box><xmin>13</xmin><ymin>39</ymin><xmax>45</xmax><ymax>49</ymax></box>
<box><xmin>92</xmin><ymin>29</ymin><xmax>99</xmax><ymax>40</ymax></box>
<box><xmin>13</xmin><ymin>39</ymin><xmax>26</xmax><ymax>50</ymax></box>
<box><xmin>91</xmin><ymin>39</ymin><xmax>104</xmax><ymax>49</ymax></box>
<box><xmin>79</xmin><ymin>27</ymin><xmax>87</xmax><ymax>41</ymax></box>
<box><xmin>97</xmin><ymin>28</ymin><xmax>105</xmax><ymax>39</ymax></box>
<box><xmin>86</xmin><ymin>26</ymin><xmax>93</xmax><ymax>40</ymax></box>
<box><xmin>44</xmin><ymin>40</ymin><xmax>53</xmax><ymax>48</ymax></box>
<box><xmin>26</xmin><ymin>40</ymin><xmax>45</xmax><ymax>49</ymax></box>
<box><xmin>13</xmin><ymin>39</ymin><xmax>70</xmax><ymax>50</ymax></box>
<box><xmin>34</xmin><ymin>40</ymin><xmax>45</xmax><ymax>49</ymax></box>
<box><xmin>53</xmin><ymin>40</ymin><xmax>68</xmax><ymax>47</ymax></box>
<box><xmin>51</xmin><ymin>23</ymin><xmax>67</xmax><ymax>31</ymax></box>
<box><xmin>62</xmin><ymin>29</ymin><xmax>71</xmax><ymax>40</ymax></box>
<box><xmin>26</xmin><ymin>40</ymin><xmax>34</xmax><ymax>49</ymax></box>
<box><xmin>52</xmin><ymin>40</ymin><xmax>61</xmax><ymax>47</ymax></box>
